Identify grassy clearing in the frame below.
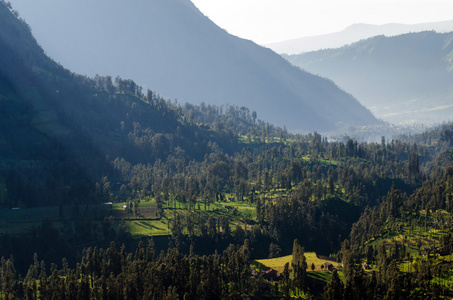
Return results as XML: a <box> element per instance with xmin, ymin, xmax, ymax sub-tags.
<box><xmin>0</xmin><ymin>196</ymin><xmax>256</xmax><ymax>238</ymax></box>
<box><xmin>162</xmin><ymin>198</ymin><xmax>256</xmax><ymax>221</ymax></box>
<box><xmin>125</xmin><ymin>219</ymin><xmax>170</xmax><ymax>237</ymax></box>
<box><xmin>255</xmin><ymin>253</ymin><xmax>340</xmax><ymax>273</ymax></box>
<box><xmin>147</xmin><ymin>199</ymin><xmax>256</xmax><ymax>237</ymax></box>
<box><xmin>255</xmin><ymin>255</ymin><xmax>292</xmax><ymax>273</ymax></box>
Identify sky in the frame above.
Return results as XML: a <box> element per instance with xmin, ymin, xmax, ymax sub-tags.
<box><xmin>191</xmin><ymin>0</ymin><xmax>453</xmax><ymax>44</ymax></box>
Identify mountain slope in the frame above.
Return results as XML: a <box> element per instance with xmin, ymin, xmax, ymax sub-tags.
<box><xmin>7</xmin><ymin>0</ymin><xmax>379</xmax><ymax>131</ymax></box>
<box><xmin>284</xmin><ymin>31</ymin><xmax>453</xmax><ymax>124</ymax></box>
<box><xmin>0</xmin><ymin>2</ymin><xmax>244</xmax><ymax>207</ymax></box>
<box><xmin>266</xmin><ymin>20</ymin><xmax>453</xmax><ymax>54</ymax></box>
<box><xmin>0</xmin><ymin>3</ymin><xmax>105</xmax><ymax>206</ymax></box>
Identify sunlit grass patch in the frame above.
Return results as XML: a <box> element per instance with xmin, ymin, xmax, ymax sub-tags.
<box><xmin>125</xmin><ymin>219</ymin><xmax>170</xmax><ymax>237</ymax></box>
<box><xmin>256</xmin><ymin>255</ymin><xmax>292</xmax><ymax>273</ymax></box>
<box><xmin>256</xmin><ymin>252</ymin><xmax>340</xmax><ymax>273</ymax></box>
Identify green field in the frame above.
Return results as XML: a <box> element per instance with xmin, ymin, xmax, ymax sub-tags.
<box><xmin>0</xmin><ymin>197</ymin><xmax>257</xmax><ymax>239</ymax></box>
<box><xmin>125</xmin><ymin>219</ymin><xmax>170</xmax><ymax>237</ymax></box>
<box><xmin>256</xmin><ymin>252</ymin><xmax>340</xmax><ymax>273</ymax></box>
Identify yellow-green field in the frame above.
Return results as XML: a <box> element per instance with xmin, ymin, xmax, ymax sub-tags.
<box><xmin>124</xmin><ymin>219</ymin><xmax>170</xmax><ymax>237</ymax></box>
<box><xmin>256</xmin><ymin>253</ymin><xmax>340</xmax><ymax>273</ymax></box>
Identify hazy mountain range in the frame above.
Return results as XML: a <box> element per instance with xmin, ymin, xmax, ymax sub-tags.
<box><xmin>267</xmin><ymin>20</ymin><xmax>453</xmax><ymax>54</ymax></box>
<box><xmin>283</xmin><ymin>31</ymin><xmax>453</xmax><ymax>124</ymax></box>
<box><xmin>7</xmin><ymin>0</ymin><xmax>378</xmax><ymax>131</ymax></box>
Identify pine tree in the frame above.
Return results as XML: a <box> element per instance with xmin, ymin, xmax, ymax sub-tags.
<box><xmin>291</xmin><ymin>239</ymin><xmax>307</xmax><ymax>294</ymax></box>
<box><xmin>324</xmin><ymin>270</ymin><xmax>343</xmax><ymax>300</ymax></box>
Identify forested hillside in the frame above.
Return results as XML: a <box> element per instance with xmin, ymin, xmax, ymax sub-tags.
<box><xmin>0</xmin><ymin>0</ymin><xmax>257</xmax><ymax>207</ymax></box>
<box><xmin>284</xmin><ymin>31</ymin><xmax>453</xmax><ymax>125</ymax></box>
<box><xmin>2</xmin><ymin>1</ymin><xmax>453</xmax><ymax>299</ymax></box>
<box><xmin>6</xmin><ymin>0</ymin><xmax>379</xmax><ymax>131</ymax></box>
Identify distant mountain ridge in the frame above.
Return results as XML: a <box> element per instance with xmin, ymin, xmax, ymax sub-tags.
<box><xmin>283</xmin><ymin>31</ymin><xmax>453</xmax><ymax>124</ymax></box>
<box><xmin>267</xmin><ymin>20</ymin><xmax>453</xmax><ymax>54</ymax></box>
<box><xmin>7</xmin><ymin>0</ymin><xmax>379</xmax><ymax>131</ymax></box>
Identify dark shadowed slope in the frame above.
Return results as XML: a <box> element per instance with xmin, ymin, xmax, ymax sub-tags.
<box><xmin>285</xmin><ymin>31</ymin><xmax>453</xmax><ymax>124</ymax></box>
<box><xmin>7</xmin><ymin>0</ymin><xmax>379</xmax><ymax>131</ymax></box>
<box><xmin>0</xmin><ymin>2</ymin><xmax>239</xmax><ymax>206</ymax></box>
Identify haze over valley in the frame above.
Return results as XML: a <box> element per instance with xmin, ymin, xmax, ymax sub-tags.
<box><xmin>284</xmin><ymin>31</ymin><xmax>453</xmax><ymax>125</ymax></box>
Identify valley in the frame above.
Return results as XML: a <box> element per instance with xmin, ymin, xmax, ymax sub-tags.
<box><xmin>1</xmin><ymin>0</ymin><xmax>453</xmax><ymax>299</ymax></box>
<box><xmin>284</xmin><ymin>31</ymin><xmax>453</xmax><ymax>125</ymax></box>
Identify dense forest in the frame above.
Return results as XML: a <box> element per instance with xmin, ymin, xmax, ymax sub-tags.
<box><xmin>2</xmin><ymin>1</ymin><xmax>453</xmax><ymax>298</ymax></box>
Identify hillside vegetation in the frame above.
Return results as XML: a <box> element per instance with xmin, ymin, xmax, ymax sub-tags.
<box><xmin>2</xmin><ymin>1</ymin><xmax>453</xmax><ymax>299</ymax></box>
